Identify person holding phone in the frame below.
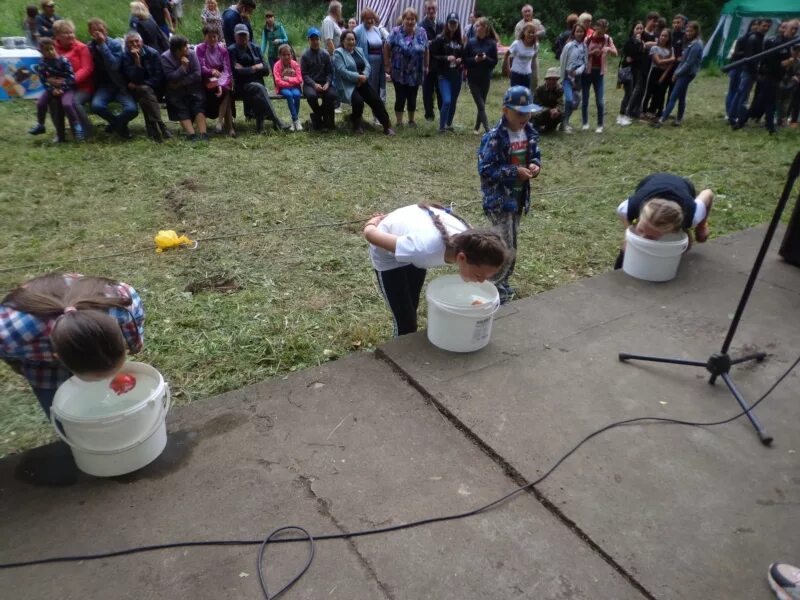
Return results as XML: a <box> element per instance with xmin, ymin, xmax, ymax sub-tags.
<box><xmin>464</xmin><ymin>16</ymin><xmax>498</xmax><ymax>134</ymax></box>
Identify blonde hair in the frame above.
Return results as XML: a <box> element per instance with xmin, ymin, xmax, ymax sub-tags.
<box><xmin>52</xmin><ymin>19</ymin><xmax>75</xmax><ymax>35</ymax></box>
<box><xmin>578</xmin><ymin>12</ymin><xmax>592</xmax><ymax>26</ymax></box>
<box><xmin>640</xmin><ymin>198</ymin><xmax>684</xmax><ymax>234</ymax></box>
<box><xmin>130</xmin><ymin>1</ymin><xmax>150</xmax><ymax>19</ymax></box>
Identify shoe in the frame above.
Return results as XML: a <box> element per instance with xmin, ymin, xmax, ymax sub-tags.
<box><xmin>105</xmin><ymin>123</ymin><xmax>115</xmax><ymax>134</ymax></box>
<box><xmin>353</xmin><ymin>126</ymin><xmax>365</xmax><ymax>135</ymax></box>
<box><xmin>473</xmin><ymin>128</ymin><xmax>481</xmax><ymax>135</ymax></box>
<box><xmin>72</xmin><ymin>123</ymin><xmax>85</xmax><ymax>142</ymax></box>
<box><xmin>768</xmin><ymin>563</ymin><xmax>800</xmax><ymax>600</ymax></box>
<box><xmin>293</xmin><ymin>119</ymin><xmax>303</xmax><ymax>131</ymax></box>
<box><xmin>615</xmin><ymin>115</ymin><xmax>624</xmax><ymax>125</ymax></box>
<box><xmin>438</xmin><ymin>128</ymin><xmax>446</xmax><ymax>134</ymax></box>
<box><xmin>187</xmin><ymin>133</ymin><xmax>198</xmax><ymax>142</ymax></box>
<box><xmin>581</xmin><ymin>123</ymin><xmax>589</xmax><ymax>131</ymax></box>
<box><xmin>228</xmin><ymin>129</ymin><xmax>237</xmax><ymax>138</ymax></box>
<box><xmin>407</xmin><ymin>121</ymin><xmax>417</xmax><ymax>128</ymax></box>
<box><xmin>29</xmin><ymin>123</ymin><xmax>46</xmax><ymax>135</ymax></box>
<box><xmin>445</xmin><ymin>125</ymin><xmax>454</xmax><ymax>132</ymax></box>
<box><xmin>619</xmin><ymin>116</ymin><xmax>632</xmax><ymax>126</ymax></box>
<box><xmin>672</xmin><ymin>119</ymin><xmax>682</xmax><ymax>127</ymax></box>
<box><xmin>334</xmin><ymin>107</ymin><xmax>343</xmax><ymax>114</ymax></box>
<box><xmin>158</xmin><ymin>122</ymin><xmax>173</xmax><ymax>139</ymax></box>
<box><xmin>198</xmin><ymin>133</ymin><xmax>209</xmax><ymax>142</ymax></box>
<box><xmin>595</xmin><ymin>126</ymin><xmax>604</xmax><ymax>134</ymax></box>
<box><xmin>214</xmin><ymin>123</ymin><xmax>223</xmax><ymax>134</ymax></box>
<box><xmin>563</xmin><ymin>125</ymin><xmax>573</xmax><ymax>134</ymax></box>
<box><xmin>118</xmin><ymin>126</ymin><xmax>133</xmax><ymax>140</ymax></box>
<box><xmin>384</xmin><ymin>127</ymin><xmax>396</xmax><ymax>136</ymax></box>
<box><xmin>651</xmin><ymin>120</ymin><xmax>663</xmax><ymax>128</ymax></box>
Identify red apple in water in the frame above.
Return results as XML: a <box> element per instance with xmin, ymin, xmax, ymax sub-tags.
<box><xmin>110</xmin><ymin>373</ymin><xmax>137</xmax><ymax>395</ymax></box>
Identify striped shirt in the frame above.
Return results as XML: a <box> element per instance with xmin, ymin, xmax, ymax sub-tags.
<box><xmin>0</xmin><ymin>276</ymin><xmax>144</xmax><ymax>390</ymax></box>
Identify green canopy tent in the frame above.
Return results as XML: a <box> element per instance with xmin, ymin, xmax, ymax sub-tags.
<box><xmin>703</xmin><ymin>0</ymin><xmax>799</xmax><ymax>65</ymax></box>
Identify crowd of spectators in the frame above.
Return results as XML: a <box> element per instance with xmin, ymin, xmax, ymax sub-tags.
<box><xmin>17</xmin><ymin>0</ymin><xmax>800</xmax><ymax>143</ymax></box>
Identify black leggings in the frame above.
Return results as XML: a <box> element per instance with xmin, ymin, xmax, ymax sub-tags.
<box><xmin>393</xmin><ymin>82</ymin><xmax>419</xmax><ymax>114</ymax></box>
<box><xmin>351</xmin><ymin>83</ymin><xmax>391</xmax><ymax>129</ymax></box>
<box><xmin>375</xmin><ymin>265</ymin><xmax>427</xmax><ymax>336</ymax></box>
<box><xmin>468</xmin><ymin>73</ymin><xmax>491</xmax><ymax>132</ymax></box>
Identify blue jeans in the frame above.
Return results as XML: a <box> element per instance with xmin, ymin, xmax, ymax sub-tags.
<box><xmin>562</xmin><ymin>76</ymin><xmax>580</xmax><ymax>127</ymax></box>
<box><xmin>32</xmin><ymin>386</ymin><xmax>57</xmax><ymax>419</ymax></box>
<box><xmin>661</xmin><ymin>74</ymin><xmax>694</xmax><ymax>122</ymax></box>
<box><xmin>581</xmin><ymin>68</ymin><xmax>604</xmax><ymax>127</ymax></box>
<box><xmin>437</xmin><ymin>70</ymin><xmax>461</xmax><ymax>130</ymax></box>
<box><xmin>91</xmin><ymin>85</ymin><xmax>138</xmax><ymax>131</ymax></box>
<box><xmin>725</xmin><ymin>68</ymin><xmax>741</xmax><ymax>119</ymax></box>
<box><xmin>280</xmin><ymin>88</ymin><xmax>302</xmax><ymax>121</ymax></box>
<box><xmin>731</xmin><ymin>70</ymin><xmax>755</xmax><ymax>124</ymax></box>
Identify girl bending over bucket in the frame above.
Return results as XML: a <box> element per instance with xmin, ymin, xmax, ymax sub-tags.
<box><xmin>614</xmin><ymin>173</ymin><xmax>714</xmax><ymax>269</ymax></box>
<box><xmin>0</xmin><ymin>273</ymin><xmax>145</xmax><ymax>419</ymax></box>
<box><xmin>364</xmin><ymin>203</ymin><xmax>510</xmax><ymax>336</ymax></box>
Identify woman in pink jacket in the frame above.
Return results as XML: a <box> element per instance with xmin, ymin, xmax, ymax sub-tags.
<box><xmin>54</xmin><ymin>19</ymin><xmax>94</xmax><ymax>137</ymax></box>
<box><xmin>580</xmin><ymin>18</ymin><xmax>617</xmax><ymax>133</ymax></box>
<box><xmin>196</xmin><ymin>26</ymin><xmax>235</xmax><ymax>137</ymax></box>
<box><xmin>273</xmin><ymin>44</ymin><xmax>304</xmax><ymax>131</ymax></box>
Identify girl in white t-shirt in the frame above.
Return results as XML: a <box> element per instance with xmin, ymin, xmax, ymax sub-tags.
<box><xmin>504</xmin><ymin>24</ymin><xmax>538</xmax><ymax>89</ymax></box>
<box><xmin>363</xmin><ymin>203</ymin><xmax>509</xmax><ymax>336</ymax></box>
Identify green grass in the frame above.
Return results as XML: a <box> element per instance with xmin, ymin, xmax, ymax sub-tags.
<box><xmin>1</xmin><ymin>1</ymin><xmax>798</xmax><ymax>457</ymax></box>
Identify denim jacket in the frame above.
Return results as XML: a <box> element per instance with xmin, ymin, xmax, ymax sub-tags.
<box><xmin>674</xmin><ymin>38</ymin><xmax>703</xmax><ymax>79</ymax></box>
<box><xmin>478</xmin><ymin>118</ymin><xmax>541</xmax><ymax>215</ymax></box>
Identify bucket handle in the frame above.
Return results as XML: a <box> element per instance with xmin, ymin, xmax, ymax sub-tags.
<box><xmin>51</xmin><ymin>384</ymin><xmax>171</xmax><ymax>455</ymax></box>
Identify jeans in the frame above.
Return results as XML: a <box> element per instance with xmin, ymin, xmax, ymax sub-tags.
<box><xmin>661</xmin><ymin>74</ymin><xmax>694</xmax><ymax>122</ymax></box>
<box><xmin>731</xmin><ymin>70</ymin><xmax>756</xmax><ymax>124</ymax></box>
<box><xmin>467</xmin><ymin>73</ymin><xmax>491</xmax><ymax>132</ymax></box>
<box><xmin>725</xmin><ymin>67</ymin><xmax>742</xmax><ymax>118</ymax></box>
<box><xmin>91</xmin><ymin>85</ymin><xmax>138</xmax><ymax>131</ymax></box>
<box><xmin>375</xmin><ymin>265</ymin><xmax>427</xmax><ymax>336</ymax></box>
<box><xmin>437</xmin><ymin>69</ymin><xmax>461</xmax><ymax>130</ymax></box>
<box><xmin>32</xmin><ymin>386</ymin><xmax>57</xmax><ymax>419</ymax></box>
<box><xmin>562</xmin><ymin>76</ymin><xmax>580</xmax><ymax>127</ymax></box>
<box><xmin>581</xmin><ymin>68</ymin><xmax>605</xmax><ymax>127</ymax></box>
<box><xmin>280</xmin><ymin>87</ymin><xmax>302</xmax><ymax>121</ymax></box>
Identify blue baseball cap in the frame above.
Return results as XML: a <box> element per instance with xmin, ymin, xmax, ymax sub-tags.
<box><xmin>503</xmin><ymin>85</ymin><xmax>536</xmax><ymax>113</ymax></box>
<box><xmin>307</xmin><ymin>27</ymin><xmax>321</xmax><ymax>38</ymax></box>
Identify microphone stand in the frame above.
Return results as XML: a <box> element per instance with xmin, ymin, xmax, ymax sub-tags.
<box><xmin>619</xmin><ymin>152</ymin><xmax>800</xmax><ymax>445</ymax></box>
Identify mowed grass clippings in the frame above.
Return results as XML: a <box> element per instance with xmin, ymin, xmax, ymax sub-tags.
<box><xmin>1</xmin><ymin>48</ymin><xmax>797</xmax><ymax>455</ymax></box>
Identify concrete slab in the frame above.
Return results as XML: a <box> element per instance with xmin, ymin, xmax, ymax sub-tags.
<box><xmin>0</xmin><ymin>355</ymin><xmax>640</xmax><ymax>600</ymax></box>
<box><xmin>381</xmin><ymin>227</ymin><xmax>800</xmax><ymax>600</ymax></box>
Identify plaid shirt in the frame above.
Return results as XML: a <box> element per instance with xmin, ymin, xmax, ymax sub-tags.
<box><xmin>0</xmin><ymin>277</ymin><xmax>144</xmax><ymax>390</ymax></box>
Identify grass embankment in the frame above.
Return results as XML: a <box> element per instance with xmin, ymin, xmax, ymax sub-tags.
<box><xmin>1</xmin><ymin>1</ymin><xmax>797</xmax><ymax>456</ymax></box>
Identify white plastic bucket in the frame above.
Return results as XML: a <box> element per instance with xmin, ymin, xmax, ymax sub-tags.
<box><xmin>51</xmin><ymin>362</ymin><xmax>171</xmax><ymax>477</ymax></box>
<box><xmin>623</xmin><ymin>228</ymin><xmax>689</xmax><ymax>282</ymax></box>
<box><xmin>425</xmin><ymin>275</ymin><xmax>500</xmax><ymax>352</ymax></box>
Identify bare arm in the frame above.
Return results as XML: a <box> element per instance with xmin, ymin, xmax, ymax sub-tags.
<box><xmin>363</xmin><ymin>215</ymin><xmax>397</xmax><ymax>253</ymax></box>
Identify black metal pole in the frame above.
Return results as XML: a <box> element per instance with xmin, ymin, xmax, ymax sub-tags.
<box><xmin>721</xmin><ymin>34</ymin><xmax>800</xmax><ymax>73</ymax></box>
<box><xmin>719</xmin><ymin>152</ymin><xmax>800</xmax><ymax>356</ymax></box>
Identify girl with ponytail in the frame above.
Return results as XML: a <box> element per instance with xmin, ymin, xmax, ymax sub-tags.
<box><xmin>0</xmin><ymin>273</ymin><xmax>145</xmax><ymax>418</ymax></box>
<box><xmin>364</xmin><ymin>203</ymin><xmax>510</xmax><ymax>336</ymax></box>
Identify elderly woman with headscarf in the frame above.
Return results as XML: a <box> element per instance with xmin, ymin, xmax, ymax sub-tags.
<box><xmin>160</xmin><ymin>35</ymin><xmax>208</xmax><ymax>141</ymax></box>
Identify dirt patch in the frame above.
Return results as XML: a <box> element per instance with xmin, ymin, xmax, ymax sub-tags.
<box><xmin>164</xmin><ymin>177</ymin><xmax>202</xmax><ymax>217</ymax></box>
<box><xmin>185</xmin><ymin>275</ymin><xmax>242</xmax><ymax>294</ymax></box>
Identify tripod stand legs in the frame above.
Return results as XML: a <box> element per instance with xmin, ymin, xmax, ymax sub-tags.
<box><xmin>618</xmin><ymin>353</ymin><xmax>707</xmax><ymax>368</ymax></box>
<box><xmin>719</xmin><ymin>373</ymin><xmax>773</xmax><ymax>446</ymax></box>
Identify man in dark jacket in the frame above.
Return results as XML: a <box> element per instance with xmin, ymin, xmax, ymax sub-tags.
<box><xmin>87</xmin><ymin>18</ymin><xmax>138</xmax><ymax>138</ymax></box>
<box><xmin>121</xmin><ymin>31</ymin><xmax>171</xmax><ymax>142</ymax></box>
<box><xmin>222</xmin><ymin>0</ymin><xmax>255</xmax><ymax>48</ymax></box>
<box><xmin>746</xmin><ymin>20</ymin><xmax>796</xmax><ymax>133</ymax></box>
<box><xmin>301</xmin><ymin>27</ymin><xmax>336</xmax><ymax>130</ymax></box>
<box><xmin>730</xmin><ymin>18</ymin><xmax>770</xmax><ymax>127</ymax></box>
<box><xmin>35</xmin><ymin>0</ymin><xmax>61</xmax><ymax>39</ymax></box>
<box><xmin>420</xmin><ymin>0</ymin><xmax>443</xmax><ymax>121</ymax></box>
<box><xmin>532</xmin><ymin>68</ymin><xmax>564</xmax><ymax>132</ymax></box>
<box><xmin>228</xmin><ymin>24</ymin><xmax>287</xmax><ymax>132</ymax></box>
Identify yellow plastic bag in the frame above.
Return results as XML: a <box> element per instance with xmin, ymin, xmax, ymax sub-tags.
<box><xmin>154</xmin><ymin>230</ymin><xmax>196</xmax><ymax>253</ymax></box>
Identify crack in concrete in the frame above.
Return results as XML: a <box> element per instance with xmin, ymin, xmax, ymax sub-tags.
<box><xmin>375</xmin><ymin>349</ymin><xmax>657</xmax><ymax>600</ymax></box>
<box><xmin>295</xmin><ymin>475</ymin><xmax>396</xmax><ymax>600</ymax></box>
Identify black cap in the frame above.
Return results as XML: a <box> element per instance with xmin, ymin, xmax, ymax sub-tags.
<box><xmin>446</xmin><ymin>12</ymin><xmax>459</xmax><ymax>23</ymax></box>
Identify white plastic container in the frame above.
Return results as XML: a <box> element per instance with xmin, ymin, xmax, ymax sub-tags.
<box><xmin>425</xmin><ymin>275</ymin><xmax>500</xmax><ymax>352</ymax></box>
<box><xmin>51</xmin><ymin>362</ymin><xmax>170</xmax><ymax>477</ymax></box>
<box><xmin>623</xmin><ymin>228</ymin><xmax>689</xmax><ymax>282</ymax></box>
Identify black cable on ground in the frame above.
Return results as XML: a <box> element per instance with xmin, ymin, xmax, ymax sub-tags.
<box><xmin>1</xmin><ymin>353</ymin><xmax>797</xmax><ymax>600</ymax></box>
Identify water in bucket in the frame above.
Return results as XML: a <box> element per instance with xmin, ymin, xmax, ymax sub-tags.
<box><xmin>426</xmin><ymin>275</ymin><xmax>500</xmax><ymax>352</ymax></box>
<box><xmin>56</xmin><ymin>370</ymin><xmax>160</xmax><ymax>419</ymax></box>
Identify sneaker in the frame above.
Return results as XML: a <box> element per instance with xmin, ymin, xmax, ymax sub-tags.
<box><xmin>407</xmin><ymin>121</ymin><xmax>417</xmax><ymax>128</ymax></box>
<box><xmin>293</xmin><ymin>120</ymin><xmax>303</xmax><ymax>131</ymax></box>
<box><xmin>384</xmin><ymin>127</ymin><xmax>396</xmax><ymax>136</ymax></box>
<box><xmin>595</xmin><ymin>126</ymin><xmax>604</xmax><ymax>134</ymax></box>
<box><xmin>438</xmin><ymin>128</ymin><xmax>446</xmax><ymax>134</ymax></box>
<box><xmin>72</xmin><ymin>123</ymin><xmax>85</xmax><ymax>142</ymax></box>
<box><xmin>198</xmin><ymin>133</ymin><xmax>209</xmax><ymax>142</ymax></box>
<box><xmin>563</xmin><ymin>124</ymin><xmax>574</xmax><ymax>134</ymax></box>
<box><xmin>473</xmin><ymin>128</ymin><xmax>481</xmax><ymax>135</ymax></box>
<box><xmin>768</xmin><ymin>563</ymin><xmax>800</xmax><ymax>600</ymax></box>
<box><xmin>187</xmin><ymin>133</ymin><xmax>198</xmax><ymax>142</ymax></box>
<box><xmin>581</xmin><ymin>123</ymin><xmax>589</xmax><ymax>131</ymax></box>
<box><xmin>672</xmin><ymin>119</ymin><xmax>682</xmax><ymax>127</ymax></box>
<box><xmin>28</xmin><ymin>123</ymin><xmax>46</xmax><ymax>135</ymax></box>
<box><xmin>334</xmin><ymin>107</ymin><xmax>343</xmax><ymax>114</ymax></box>
<box><xmin>615</xmin><ymin>115</ymin><xmax>624</xmax><ymax>125</ymax></box>
<box><xmin>619</xmin><ymin>116</ymin><xmax>632</xmax><ymax>126</ymax></box>
<box><xmin>651</xmin><ymin>120</ymin><xmax>663</xmax><ymax>128</ymax></box>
